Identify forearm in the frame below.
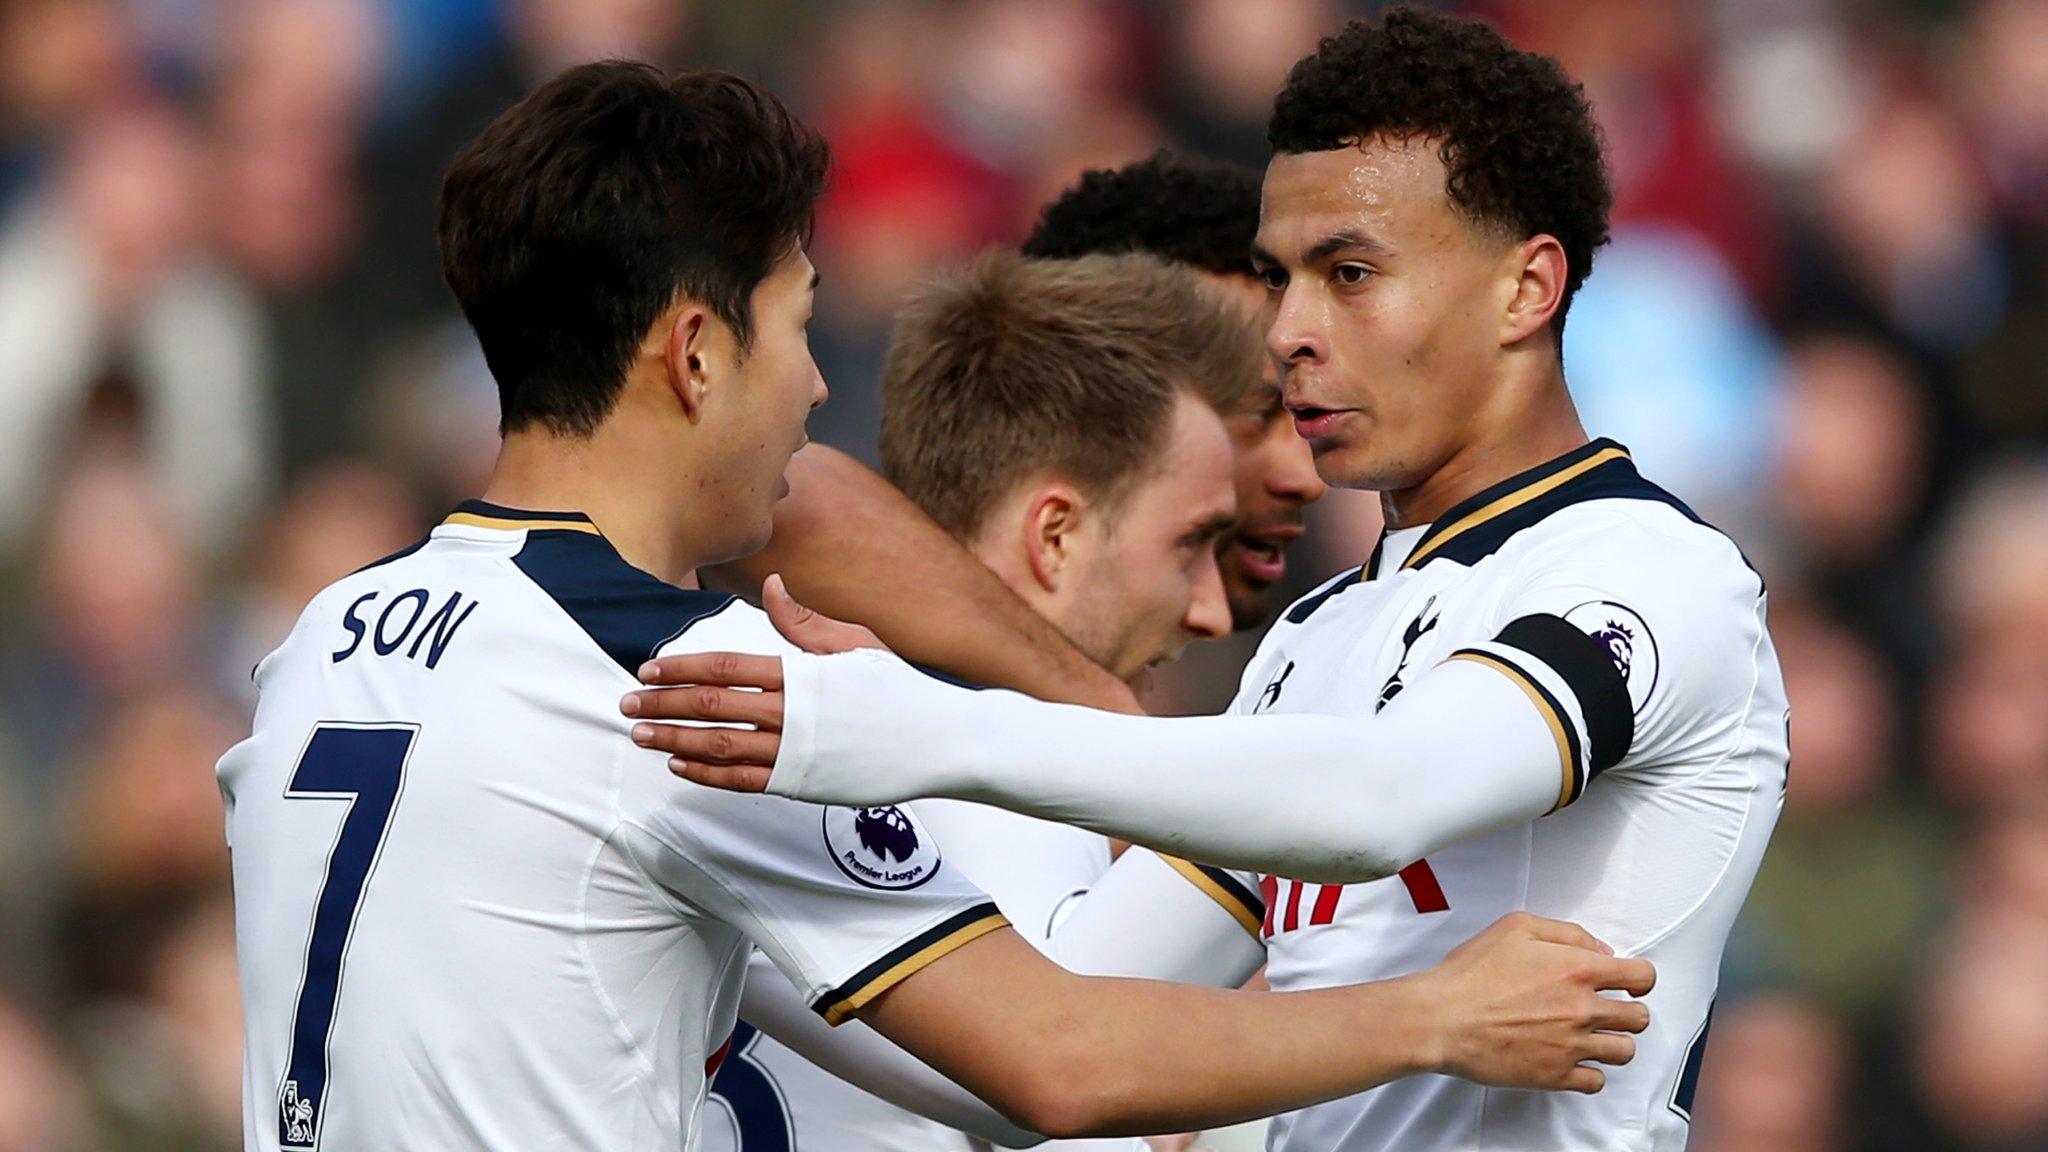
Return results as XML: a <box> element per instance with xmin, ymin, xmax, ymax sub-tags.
<box><xmin>706</xmin><ymin>445</ymin><xmax>1136</xmax><ymax>711</ymax></box>
<box><xmin>739</xmin><ymin>953</ymin><xmax>1041</xmax><ymax>1147</ymax></box>
<box><xmin>774</xmin><ymin>650</ymin><xmax>1561</xmax><ymax>883</ymax></box>
<box><xmin>864</xmin><ymin>932</ymin><xmax>1438</xmax><ymax>1138</ymax></box>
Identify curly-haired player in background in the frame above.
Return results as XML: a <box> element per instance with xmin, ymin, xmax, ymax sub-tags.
<box><xmin>630</xmin><ymin>9</ymin><xmax>1788</xmax><ymax>1150</ymax></box>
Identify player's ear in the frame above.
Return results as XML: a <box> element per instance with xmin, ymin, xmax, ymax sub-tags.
<box><xmin>1023</xmin><ymin>487</ymin><xmax>1084</xmax><ymax>594</ymax></box>
<box><xmin>1500</xmin><ymin>234</ymin><xmax>1567</xmax><ymax>348</ymax></box>
<box><xmin>665</xmin><ymin>306</ymin><xmax>712</xmax><ymax>423</ymax></box>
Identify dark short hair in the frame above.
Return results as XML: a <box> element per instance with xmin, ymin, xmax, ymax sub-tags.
<box><xmin>1020</xmin><ymin>152</ymin><xmax>1263</xmax><ymax>280</ymax></box>
<box><xmin>880</xmin><ymin>252</ymin><xmax>1264</xmax><ymax>541</ymax></box>
<box><xmin>1269</xmin><ymin>7</ymin><xmax>1611</xmax><ymax>327</ymax></box>
<box><xmin>439</xmin><ymin>62</ymin><xmax>830</xmax><ymax>435</ymax></box>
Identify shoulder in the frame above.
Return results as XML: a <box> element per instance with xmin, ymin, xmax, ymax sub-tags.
<box><xmin>1505</xmin><ymin>497</ymin><xmax>1762</xmax><ymax>605</ymax></box>
<box><xmin>1489</xmin><ymin>500</ymin><xmax>1770</xmax><ymax>749</ymax></box>
<box><xmin>506</xmin><ymin>528</ymin><xmax>743</xmax><ymax>674</ymax></box>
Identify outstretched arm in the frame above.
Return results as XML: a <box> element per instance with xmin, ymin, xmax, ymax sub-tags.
<box><xmin>625</xmin><ymin>613</ymin><xmax>1629</xmax><ymax>883</ymax></box>
<box><xmin>738</xmin><ymin>951</ymin><xmax>1044</xmax><ymax>1147</ymax></box>
<box><xmin>858</xmin><ymin>912</ymin><xmax>1651</xmax><ymax>1139</ymax></box>
<box><xmin>701</xmin><ymin>445</ymin><xmax>1136</xmax><ymax>711</ymax></box>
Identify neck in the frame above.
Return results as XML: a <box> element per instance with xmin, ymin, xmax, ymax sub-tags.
<box><xmin>483</xmin><ymin>415</ymin><xmax>708</xmax><ymax>584</ymax></box>
<box><xmin>969</xmin><ymin>531</ymin><xmax>1113</xmax><ymax>672</ymax></box>
<box><xmin>1381</xmin><ymin>358</ymin><xmax>1588</xmax><ymax>530</ymax></box>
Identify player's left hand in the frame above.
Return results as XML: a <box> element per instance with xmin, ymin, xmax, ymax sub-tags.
<box><xmin>755</xmin><ymin>572</ymin><xmax>888</xmax><ymax>655</ymax></box>
<box><xmin>623</xmin><ymin>575</ymin><xmax>879</xmax><ymax>792</ymax></box>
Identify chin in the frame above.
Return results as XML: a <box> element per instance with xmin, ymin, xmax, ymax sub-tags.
<box><xmin>1317</xmin><ymin>442</ymin><xmax>1422</xmax><ymax>494</ymax></box>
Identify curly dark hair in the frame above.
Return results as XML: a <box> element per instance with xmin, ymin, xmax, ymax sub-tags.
<box><xmin>1268</xmin><ymin>7</ymin><xmax>1611</xmax><ymax>327</ymax></box>
<box><xmin>1021</xmin><ymin>151</ymin><xmax>1263</xmax><ymax>280</ymax></box>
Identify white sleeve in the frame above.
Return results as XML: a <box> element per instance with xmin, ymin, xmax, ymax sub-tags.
<box><xmin>1489</xmin><ymin>513</ymin><xmax>1770</xmax><ymax>778</ymax></box>
<box><xmin>738</xmin><ymin>950</ymin><xmax>1043</xmax><ymax>1147</ymax></box>
<box><xmin>631</xmin><ymin>607</ymin><xmax>1008</xmax><ymax>1024</ymax></box>
<box><xmin>629</xmin><ymin>786</ymin><xmax>1007</xmax><ymax>1023</ymax></box>
<box><xmin>1047</xmin><ymin>849</ymin><xmax>1266</xmax><ymax>987</ymax></box>
<box><xmin>766</xmin><ymin>616</ymin><xmax>1632</xmax><ymax>885</ymax></box>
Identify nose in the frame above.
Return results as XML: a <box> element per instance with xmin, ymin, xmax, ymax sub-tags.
<box><xmin>810</xmin><ymin>367</ymin><xmax>829</xmax><ymax>411</ymax></box>
<box><xmin>1184</xmin><ymin>551</ymin><xmax>1233</xmax><ymax>641</ymax></box>
<box><xmin>1265</xmin><ymin>419</ymin><xmax>1328</xmax><ymax>504</ymax></box>
<box><xmin>1265</xmin><ymin>282</ymin><xmax>1328</xmax><ymax>367</ymax></box>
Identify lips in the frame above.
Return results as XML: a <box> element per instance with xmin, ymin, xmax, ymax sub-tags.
<box><xmin>1230</xmin><ymin>522</ymin><xmax>1304</xmax><ymax>586</ymax></box>
<box><xmin>1290</xmin><ymin>406</ymin><xmax>1353</xmax><ymax>440</ymax></box>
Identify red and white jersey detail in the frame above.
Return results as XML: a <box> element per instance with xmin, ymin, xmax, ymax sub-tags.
<box><xmin>1217</xmin><ymin>442</ymin><xmax>1787</xmax><ymax>1151</ymax></box>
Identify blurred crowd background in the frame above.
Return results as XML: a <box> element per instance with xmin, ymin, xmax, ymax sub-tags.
<box><xmin>0</xmin><ymin>0</ymin><xmax>2045</xmax><ymax>1149</ymax></box>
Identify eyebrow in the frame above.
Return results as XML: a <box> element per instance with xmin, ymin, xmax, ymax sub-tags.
<box><xmin>1303</xmin><ymin>229</ymin><xmax>1392</xmax><ymax>265</ymax></box>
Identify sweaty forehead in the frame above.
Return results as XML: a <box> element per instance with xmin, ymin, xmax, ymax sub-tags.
<box><xmin>1257</xmin><ymin>140</ymin><xmax>1457</xmax><ymax>257</ymax></box>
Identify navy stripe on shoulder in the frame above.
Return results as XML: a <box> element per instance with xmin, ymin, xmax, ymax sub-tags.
<box><xmin>1415</xmin><ymin>452</ymin><xmax>1762</xmax><ymax>587</ymax></box>
<box><xmin>350</xmin><ymin>537</ymin><xmax>429</xmax><ymax>576</ymax></box>
<box><xmin>1285</xmin><ymin>564</ymin><xmax>1367</xmax><ymax>624</ymax></box>
<box><xmin>511</xmin><ymin>530</ymin><xmax>739</xmax><ymax>674</ymax></box>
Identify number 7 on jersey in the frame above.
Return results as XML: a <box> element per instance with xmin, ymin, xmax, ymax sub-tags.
<box><xmin>278</xmin><ymin>723</ymin><xmax>416</xmax><ymax>1150</ymax></box>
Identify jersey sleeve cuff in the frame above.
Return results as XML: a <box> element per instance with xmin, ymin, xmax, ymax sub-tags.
<box><xmin>1160</xmin><ymin>856</ymin><xmax>1266</xmax><ymax>939</ymax></box>
<box><xmin>812</xmin><ymin>903</ymin><xmax>1009</xmax><ymax>1025</ymax></box>
<box><xmin>765</xmin><ymin>651</ymin><xmax>822</xmax><ymax>800</ymax></box>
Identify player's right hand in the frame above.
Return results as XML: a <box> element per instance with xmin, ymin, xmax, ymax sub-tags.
<box><xmin>1413</xmin><ymin>912</ymin><xmax>1654</xmax><ymax>1094</ymax></box>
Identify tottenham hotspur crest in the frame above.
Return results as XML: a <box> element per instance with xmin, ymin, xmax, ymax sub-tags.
<box><xmin>1377</xmin><ymin>596</ymin><xmax>1440</xmax><ymax>712</ymax></box>
<box><xmin>823</xmin><ymin>805</ymin><xmax>943</xmax><ymax>890</ymax></box>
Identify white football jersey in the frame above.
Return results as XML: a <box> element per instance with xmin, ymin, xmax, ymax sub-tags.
<box><xmin>217</xmin><ymin>502</ymin><xmax>1004</xmax><ymax>1152</ymax></box>
<box><xmin>1191</xmin><ymin>440</ymin><xmax>1788</xmax><ymax>1151</ymax></box>
<box><xmin>702</xmin><ymin>794</ymin><xmax>1140</xmax><ymax>1151</ymax></box>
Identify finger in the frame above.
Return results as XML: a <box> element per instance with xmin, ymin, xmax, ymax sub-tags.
<box><xmin>1563</xmin><ymin>1066</ymin><xmax>1605</xmax><ymax>1095</ymax></box>
<box><xmin>765</xmin><ymin>573</ymin><xmax>881</xmax><ymax>655</ymax></box>
<box><xmin>631</xmin><ymin>725</ymin><xmax>782</xmax><ymax>767</ymax></box>
<box><xmin>1519</xmin><ymin>916</ymin><xmax>1613</xmax><ymax>956</ymax></box>
<box><xmin>673</xmin><ymin>760</ymin><xmax>775</xmax><ymax>793</ymax></box>
<box><xmin>1579</xmin><ymin>1032</ymin><xmax>1637</xmax><ymax>1067</ymax></box>
<box><xmin>1587</xmin><ymin>956</ymin><xmax>1657</xmax><ymax>997</ymax></box>
<box><xmin>1590</xmin><ymin>996</ymin><xmax>1651</xmax><ymax>1035</ymax></box>
<box><xmin>624</xmin><ymin>686</ymin><xmax>785</xmax><ymax>730</ymax></box>
<box><xmin>637</xmin><ymin>652</ymin><xmax>785</xmax><ymax>691</ymax></box>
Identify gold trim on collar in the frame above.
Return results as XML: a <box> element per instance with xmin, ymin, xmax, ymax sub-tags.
<box><xmin>441</xmin><ymin>511</ymin><xmax>600</xmax><ymax>535</ymax></box>
<box><xmin>1403</xmin><ymin>447</ymin><xmax>1629</xmax><ymax>570</ymax></box>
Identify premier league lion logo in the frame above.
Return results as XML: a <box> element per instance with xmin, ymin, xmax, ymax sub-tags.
<box><xmin>1591</xmin><ymin>618</ymin><xmax>1635</xmax><ymax>681</ymax></box>
<box><xmin>280</xmin><ymin>1081</ymin><xmax>317</xmax><ymax>1147</ymax></box>
<box><xmin>1565</xmin><ymin>599</ymin><xmax>1660</xmax><ymax>715</ymax></box>
<box><xmin>854</xmin><ymin>806</ymin><xmax>920</xmax><ymax>863</ymax></box>
<box><xmin>824</xmin><ymin>805</ymin><xmax>942</xmax><ymax>889</ymax></box>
